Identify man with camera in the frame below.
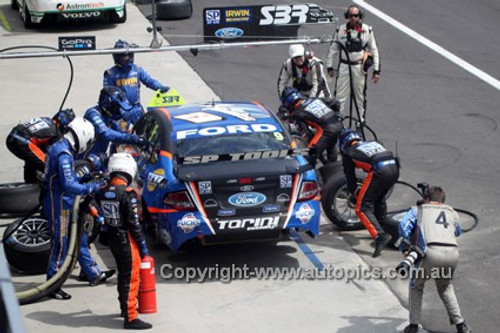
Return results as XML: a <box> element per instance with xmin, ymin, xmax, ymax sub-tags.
<box><xmin>397</xmin><ymin>186</ymin><xmax>471</xmax><ymax>333</ymax></box>
<box><xmin>325</xmin><ymin>5</ymin><xmax>380</xmax><ymax>123</ymax></box>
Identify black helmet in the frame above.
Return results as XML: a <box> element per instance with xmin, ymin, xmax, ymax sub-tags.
<box><xmin>98</xmin><ymin>86</ymin><xmax>133</xmax><ymax>119</ymax></box>
<box><xmin>338</xmin><ymin>127</ymin><xmax>362</xmax><ymax>153</ymax></box>
<box><xmin>113</xmin><ymin>39</ymin><xmax>135</xmax><ymax>68</ymax></box>
<box><xmin>52</xmin><ymin>108</ymin><xmax>76</xmax><ymax>131</ymax></box>
<box><xmin>281</xmin><ymin>87</ymin><xmax>304</xmax><ymax>109</ymax></box>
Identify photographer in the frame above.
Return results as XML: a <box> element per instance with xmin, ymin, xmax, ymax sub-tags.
<box><xmin>397</xmin><ymin>186</ymin><xmax>471</xmax><ymax>333</ymax></box>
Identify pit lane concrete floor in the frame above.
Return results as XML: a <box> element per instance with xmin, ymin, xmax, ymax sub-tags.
<box><xmin>0</xmin><ymin>3</ymin><xmax>418</xmax><ymax>332</ymax></box>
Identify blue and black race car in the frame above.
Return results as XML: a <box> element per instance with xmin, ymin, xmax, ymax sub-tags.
<box><xmin>132</xmin><ymin>102</ymin><xmax>320</xmax><ymax>251</ymax></box>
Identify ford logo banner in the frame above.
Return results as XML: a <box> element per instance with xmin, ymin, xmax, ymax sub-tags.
<box><xmin>215</xmin><ymin>27</ymin><xmax>244</xmax><ymax>39</ymax></box>
<box><xmin>228</xmin><ymin>192</ymin><xmax>266</xmax><ymax>207</ymax></box>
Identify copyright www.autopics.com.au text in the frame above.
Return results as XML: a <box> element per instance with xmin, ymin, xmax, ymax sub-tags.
<box><xmin>159</xmin><ymin>264</ymin><xmax>453</xmax><ymax>283</ymax></box>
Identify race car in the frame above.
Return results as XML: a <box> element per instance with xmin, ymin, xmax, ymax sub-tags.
<box><xmin>12</xmin><ymin>0</ymin><xmax>126</xmax><ymax>28</ymax></box>
<box><xmin>132</xmin><ymin>102</ymin><xmax>321</xmax><ymax>251</ymax></box>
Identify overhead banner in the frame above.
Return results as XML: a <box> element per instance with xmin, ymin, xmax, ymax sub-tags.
<box><xmin>203</xmin><ymin>4</ymin><xmax>337</xmax><ymax>43</ymax></box>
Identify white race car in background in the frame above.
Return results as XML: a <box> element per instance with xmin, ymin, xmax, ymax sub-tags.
<box><xmin>11</xmin><ymin>0</ymin><xmax>127</xmax><ymax>28</ymax></box>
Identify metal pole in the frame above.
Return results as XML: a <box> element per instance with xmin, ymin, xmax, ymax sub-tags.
<box><xmin>0</xmin><ymin>37</ymin><xmax>332</xmax><ymax>60</ymax></box>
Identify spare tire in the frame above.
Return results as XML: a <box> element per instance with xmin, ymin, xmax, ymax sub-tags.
<box><xmin>156</xmin><ymin>0</ymin><xmax>192</xmax><ymax>20</ymax></box>
<box><xmin>0</xmin><ymin>183</ymin><xmax>41</xmax><ymax>215</ymax></box>
<box><xmin>3</xmin><ymin>215</ymin><xmax>50</xmax><ymax>274</ymax></box>
<box><xmin>383</xmin><ymin>209</ymin><xmax>409</xmax><ymax>249</ymax></box>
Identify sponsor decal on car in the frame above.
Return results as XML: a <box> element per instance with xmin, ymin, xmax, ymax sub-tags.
<box><xmin>217</xmin><ymin>209</ymin><xmax>236</xmax><ymax>217</ymax></box>
<box><xmin>263</xmin><ymin>205</ymin><xmax>280</xmax><ymax>213</ymax></box>
<box><xmin>198</xmin><ymin>181</ymin><xmax>212</xmax><ymax>195</ymax></box>
<box><xmin>176</xmin><ymin>123</ymin><xmax>277</xmax><ymax>140</ymax></box>
<box><xmin>180</xmin><ymin>148</ymin><xmax>309</xmax><ymax>165</ymax></box>
<box><xmin>61</xmin><ymin>12</ymin><xmax>101</xmax><ymax>19</ymax></box>
<box><xmin>147</xmin><ymin>169</ymin><xmax>165</xmax><ymax>192</ymax></box>
<box><xmin>215</xmin><ymin>27</ymin><xmax>244</xmax><ymax>39</ymax></box>
<box><xmin>56</xmin><ymin>2</ymin><xmax>105</xmax><ymax>11</ymax></box>
<box><xmin>277</xmin><ymin>193</ymin><xmax>290</xmax><ymax>203</ymax></box>
<box><xmin>280</xmin><ymin>175</ymin><xmax>293</xmax><ymax>188</ymax></box>
<box><xmin>177</xmin><ymin>213</ymin><xmax>201</xmax><ymax>233</ymax></box>
<box><xmin>204</xmin><ymin>198</ymin><xmax>218</xmax><ymax>208</ymax></box>
<box><xmin>240</xmin><ymin>185</ymin><xmax>254</xmax><ymax>192</ymax></box>
<box><xmin>218</xmin><ymin>216</ymin><xmax>279</xmax><ymax>230</ymax></box>
<box><xmin>174</xmin><ymin>112</ymin><xmax>222</xmax><ymax>124</ymax></box>
<box><xmin>295</xmin><ymin>203</ymin><xmax>315</xmax><ymax>224</ymax></box>
<box><xmin>228</xmin><ymin>192</ymin><xmax>266</xmax><ymax>207</ymax></box>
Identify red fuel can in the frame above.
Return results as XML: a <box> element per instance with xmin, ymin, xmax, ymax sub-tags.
<box><xmin>138</xmin><ymin>256</ymin><xmax>157</xmax><ymax>314</ymax></box>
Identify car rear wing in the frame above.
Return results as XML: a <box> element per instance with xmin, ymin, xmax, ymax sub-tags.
<box><xmin>176</xmin><ymin>148</ymin><xmax>315</xmax><ymax>181</ymax></box>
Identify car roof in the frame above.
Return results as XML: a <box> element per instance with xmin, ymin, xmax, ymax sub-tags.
<box><xmin>164</xmin><ymin>101</ymin><xmax>283</xmax><ymax>135</ymax></box>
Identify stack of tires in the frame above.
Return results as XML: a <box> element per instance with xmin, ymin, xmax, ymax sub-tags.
<box><xmin>0</xmin><ymin>183</ymin><xmax>50</xmax><ymax>274</ymax></box>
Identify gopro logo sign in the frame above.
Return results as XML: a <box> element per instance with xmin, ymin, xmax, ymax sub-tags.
<box><xmin>58</xmin><ymin>36</ymin><xmax>96</xmax><ymax>51</ymax></box>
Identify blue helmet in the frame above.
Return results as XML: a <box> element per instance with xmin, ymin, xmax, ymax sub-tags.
<box><xmin>99</xmin><ymin>86</ymin><xmax>133</xmax><ymax>119</ymax></box>
<box><xmin>281</xmin><ymin>87</ymin><xmax>304</xmax><ymax>109</ymax></box>
<box><xmin>338</xmin><ymin>128</ymin><xmax>362</xmax><ymax>152</ymax></box>
<box><xmin>113</xmin><ymin>39</ymin><xmax>135</xmax><ymax>68</ymax></box>
<box><xmin>52</xmin><ymin>108</ymin><xmax>76</xmax><ymax>131</ymax></box>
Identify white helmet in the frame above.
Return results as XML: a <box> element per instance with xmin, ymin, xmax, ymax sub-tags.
<box><xmin>65</xmin><ymin>118</ymin><xmax>95</xmax><ymax>154</ymax></box>
<box><xmin>108</xmin><ymin>152</ymin><xmax>138</xmax><ymax>185</ymax></box>
<box><xmin>289</xmin><ymin>44</ymin><xmax>305</xmax><ymax>58</ymax></box>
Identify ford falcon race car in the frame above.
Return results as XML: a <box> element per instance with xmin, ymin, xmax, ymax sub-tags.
<box><xmin>12</xmin><ymin>0</ymin><xmax>126</xmax><ymax>28</ymax></box>
<box><xmin>132</xmin><ymin>102</ymin><xmax>321</xmax><ymax>251</ymax></box>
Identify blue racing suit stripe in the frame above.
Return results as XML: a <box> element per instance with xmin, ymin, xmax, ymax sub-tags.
<box><xmin>84</xmin><ymin>107</ymin><xmax>140</xmax><ymax>156</ymax></box>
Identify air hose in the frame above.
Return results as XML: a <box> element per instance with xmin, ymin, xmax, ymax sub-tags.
<box><xmin>16</xmin><ymin>195</ymin><xmax>82</xmax><ymax>305</ymax></box>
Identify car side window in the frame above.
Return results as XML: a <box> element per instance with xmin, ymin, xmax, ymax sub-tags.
<box><xmin>134</xmin><ymin>114</ymin><xmax>161</xmax><ymax>164</ymax></box>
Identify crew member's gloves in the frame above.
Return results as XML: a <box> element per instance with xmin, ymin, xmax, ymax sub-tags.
<box><xmin>159</xmin><ymin>85</ymin><xmax>170</xmax><ymax>93</ymax></box>
<box><xmin>138</xmin><ymin>240</ymin><xmax>149</xmax><ymax>259</ymax></box>
<box><xmin>136</xmin><ymin>137</ymin><xmax>149</xmax><ymax>147</ymax></box>
<box><xmin>327</xmin><ymin>67</ymin><xmax>337</xmax><ymax>77</ymax></box>
<box><xmin>277</xmin><ymin>105</ymin><xmax>291</xmax><ymax>121</ymax></box>
<box><xmin>86</xmin><ymin>153</ymin><xmax>103</xmax><ymax>172</ymax></box>
<box><xmin>88</xmin><ymin>180</ymin><xmax>105</xmax><ymax>194</ymax></box>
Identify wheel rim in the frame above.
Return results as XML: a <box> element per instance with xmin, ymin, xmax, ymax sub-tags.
<box><xmin>12</xmin><ymin>217</ymin><xmax>51</xmax><ymax>247</ymax></box>
<box><xmin>333</xmin><ymin>184</ymin><xmax>361</xmax><ymax>225</ymax></box>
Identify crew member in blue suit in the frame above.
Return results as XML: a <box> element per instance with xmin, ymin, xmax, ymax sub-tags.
<box><xmin>43</xmin><ymin>118</ymin><xmax>106</xmax><ymax>300</ymax></box>
<box><xmin>83</xmin><ymin>86</ymin><xmax>149</xmax><ymax>158</ymax></box>
<box><xmin>104</xmin><ymin>39</ymin><xmax>170</xmax><ymax>124</ymax></box>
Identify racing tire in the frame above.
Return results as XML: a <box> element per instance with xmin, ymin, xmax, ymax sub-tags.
<box><xmin>156</xmin><ymin>0</ymin><xmax>193</xmax><ymax>20</ymax></box>
<box><xmin>0</xmin><ymin>182</ymin><xmax>41</xmax><ymax>215</ymax></box>
<box><xmin>318</xmin><ymin>161</ymin><xmax>343</xmax><ymax>185</ymax></box>
<box><xmin>2</xmin><ymin>215</ymin><xmax>50</xmax><ymax>274</ymax></box>
<box><xmin>321</xmin><ymin>172</ymin><xmax>364</xmax><ymax>231</ymax></box>
<box><xmin>382</xmin><ymin>210</ymin><xmax>408</xmax><ymax>249</ymax></box>
<box><xmin>110</xmin><ymin>4</ymin><xmax>127</xmax><ymax>23</ymax></box>
<box><xmin>11</xmin><ymin>0</ymin><xmax>18</xmax><ymax>10</ymax></box>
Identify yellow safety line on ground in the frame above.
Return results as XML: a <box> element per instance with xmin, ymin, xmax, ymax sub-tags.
<box><xmin>0</xmin><ymin>10</ymin><xmax>12</xmax><ymax>31</ymax></box>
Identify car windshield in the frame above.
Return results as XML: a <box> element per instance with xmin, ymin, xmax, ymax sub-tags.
<box><xmin>176</xmin><ymin>132</ymin><xmax>291</xmax><ymax>157</ymax></box>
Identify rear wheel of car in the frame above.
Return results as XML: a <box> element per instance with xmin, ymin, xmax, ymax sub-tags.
<box><xmin>23</xmin><ymin>3</ymin><xmax>34</xmax><ymax>29</ymax></box>
<box><xmin>110</xmin><ymin>4</ymin><xmax>127</xmax><ymax>23</ymax></box>
<box><xmin>156</xmin><ymin>0</ymin><xmax>192</xmax><ymax>20</ymax></box>
<box><xmin>0</xmin><ymin>182</ymin><xmax>41</xmax><ymax>216</ymax></box>
<box><xmin>321</xmin><ymin>172</ymin><xmax>364</xmax><ymax>231</ymax></box>
<box><xmin>3</xmin><ymin>215</ymin><xmax>51</xmax><ymax>274</ymax></box>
